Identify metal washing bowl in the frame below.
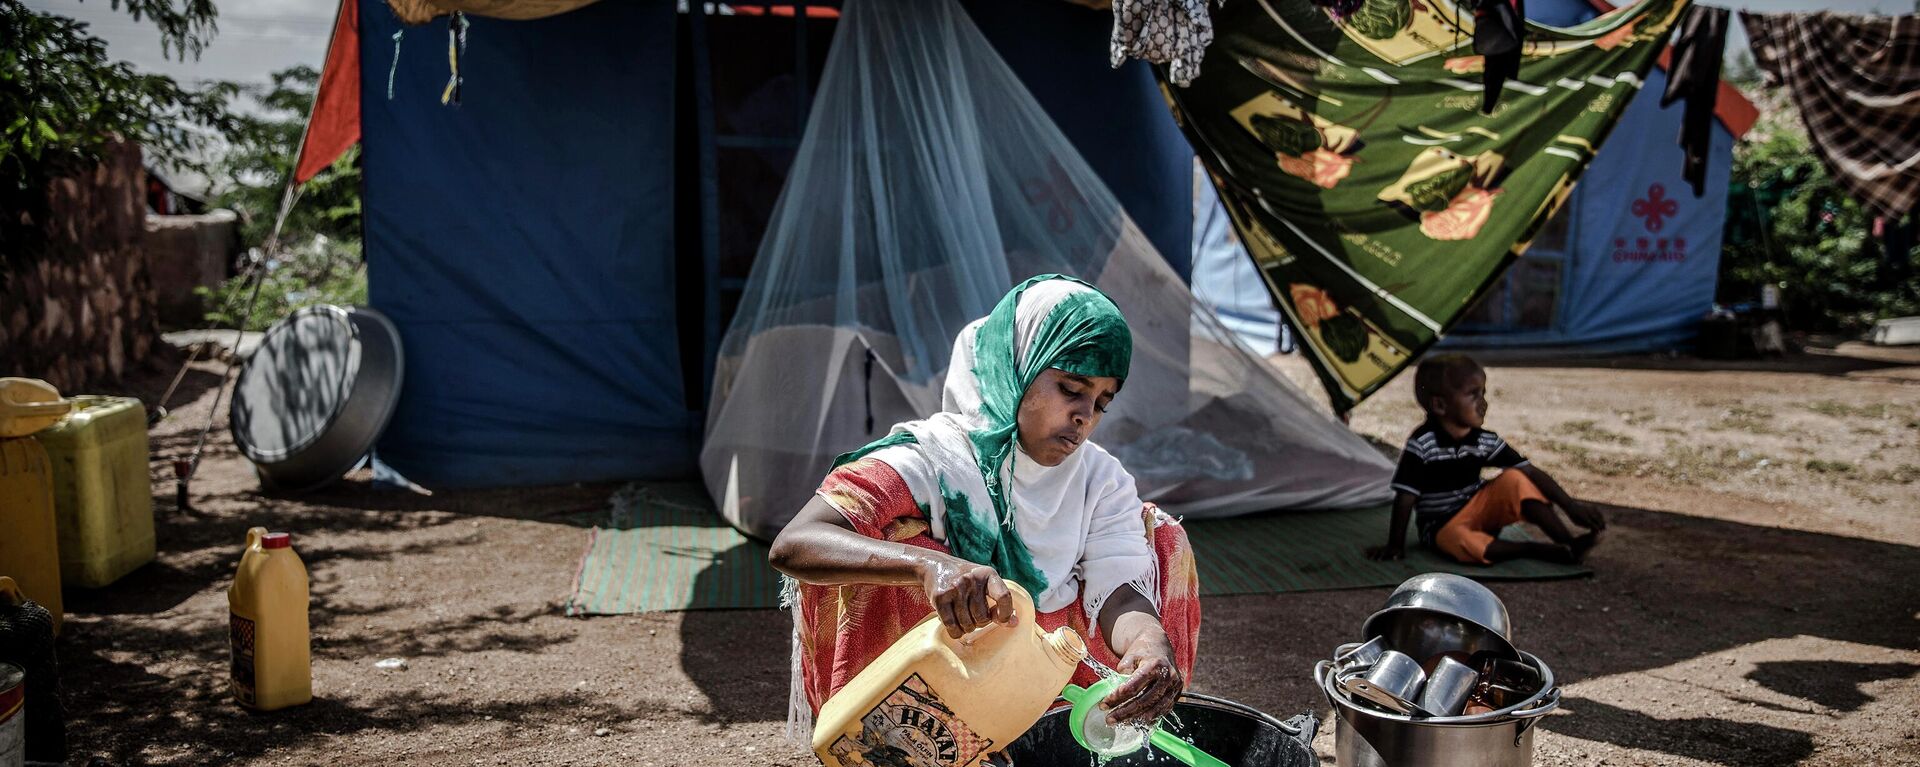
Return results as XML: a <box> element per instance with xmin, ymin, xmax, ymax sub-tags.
<box><xmin>1362</xmin><ymin>573</ymin><xmax>1519</xmax><ymax>662</ymax></box>
<box><xmin>230</xmin><ymin>305</ymin><xmax>404</xmax><ymax>492</ymax></box>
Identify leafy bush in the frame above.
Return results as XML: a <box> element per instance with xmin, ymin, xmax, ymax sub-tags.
<box><xmin>196</xmin><ymin>235</ymin><xmax>366</xmax><ymax>331</ymax></box>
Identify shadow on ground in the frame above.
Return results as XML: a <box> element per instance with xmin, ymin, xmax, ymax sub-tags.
<box><xmin>56</xmin><ymin>450</ymin><xmax>1919</xmax><ymax>766</ymax></box>
<box><xmin>1187</xmin><ymin>500</ymin><xmax>1920</xmax><ymax>767</ymax></box>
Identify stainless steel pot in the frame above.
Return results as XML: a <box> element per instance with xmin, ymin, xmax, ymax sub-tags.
<box><xmin>1317</xmin><ymin>655</ymin><xmax>1559</xmax><ymax>767</ymax></box>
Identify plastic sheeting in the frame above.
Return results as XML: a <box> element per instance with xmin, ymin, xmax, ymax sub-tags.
<box><xmin>1444</xmin><ymin>65</ymin><xmax>1729</xmax><ymax>351</ymax></box>
<box><xmin>701</xmin><ymin>0</ymin><xmax>1393</xmax><ymax>541</ymax></box>
<box><xmin>360</xmin><ymin>0</ymin><xmax>697</xmax><ymax>488</ymax></box>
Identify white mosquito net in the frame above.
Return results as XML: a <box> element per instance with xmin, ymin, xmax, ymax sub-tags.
<box><xmin>701</xmin><ymin>0</ymin><xmax>1394</xmax><ymax>541</ymax></box>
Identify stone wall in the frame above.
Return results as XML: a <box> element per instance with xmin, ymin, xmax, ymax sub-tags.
<box><xmin>0</xmin><ymin>143</ymin><xmax>159</xmax><ymax>392</ymax></box>
<box><xmin>145</xmin><ymin>209</ymin><xmax>240</xmax><ymax>325</ymax></box>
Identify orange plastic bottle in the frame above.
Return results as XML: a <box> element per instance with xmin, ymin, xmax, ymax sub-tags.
<box><xmin>227</xmin><ymin>530</ymin><xmax>311</xmax><ymax>710</ymax></box>
<box><xmin>813</xmin><ymin>582</ymin><xmax>1086</xmax><ymax>767</ymax></box>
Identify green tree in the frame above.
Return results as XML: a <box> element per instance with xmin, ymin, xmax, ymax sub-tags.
<box><xmin>198</xmin><ymin>66</ymin><xmax>366</xmax><ymax>331</ymax></box>
<box><xmin>213</xmin><ymin>65</ymin><xmax>361</xmax><ymax>246</ymax></box>
<box><xmin>1</xmin><ymin>0</ymin><xmax>240</xmax><ymax>260</ymax></box>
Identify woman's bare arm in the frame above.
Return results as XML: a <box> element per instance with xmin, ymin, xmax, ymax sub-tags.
<box><xmin>769</xmin><ymin>495</ymin><xmax>1014</xmax><ymax>636</ymax></box>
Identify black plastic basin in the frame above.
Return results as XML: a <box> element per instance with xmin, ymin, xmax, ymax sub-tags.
<box><xmin>1004</xmin><ymin>693</ymin><xmax>1317</xmax><ymax>766</ymax></box>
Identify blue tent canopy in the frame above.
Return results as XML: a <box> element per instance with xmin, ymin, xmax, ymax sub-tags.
<box><xmin>357</xmin><ymin>0</ymin><xmax>1190</xmax><ymax>488</ymax></box>
<box><xmin>1441</xmin><ymin>64</ymin><xmax>1735</xmax><ymax>352</ymax></box>
<box><xmin>1439</xmin><ymin>0</ymin><xmax>1743</xmax><ymax>352</ymax></box>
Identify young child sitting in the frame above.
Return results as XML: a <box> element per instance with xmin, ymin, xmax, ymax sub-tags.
<box><xmin>1366</xmin><ymin>354</ymin><xmax>1605</xmax><ymax>565</ymax></box>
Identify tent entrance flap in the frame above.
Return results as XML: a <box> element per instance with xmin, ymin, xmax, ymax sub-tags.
<box><xmin>700</xmin><ymin>0</ymin><xmax>1394</xmax><ymax>541</ymax></box>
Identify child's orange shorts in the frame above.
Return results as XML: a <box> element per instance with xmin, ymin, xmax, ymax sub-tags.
<box><xmin>1435</xmin><ymin>469</ymin><xmax>1548</xmax><ymax>565</ymax></box>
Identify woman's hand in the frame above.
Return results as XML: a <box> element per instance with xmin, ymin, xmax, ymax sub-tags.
<box><xmin>916</xmin><ymin>554</ymin><xmax>1016</xmax><ymax>638</ymax></box>
<box><xmin>1101</xmin><ymin>631</ymin><xmax>1182</xmax><ymax>725</ymax></box>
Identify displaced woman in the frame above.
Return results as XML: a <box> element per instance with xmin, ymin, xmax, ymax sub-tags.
<box><xmin>769</xmin><ymin>274</ymin><xmax>1202</xmax><ymax>747</ymax></box>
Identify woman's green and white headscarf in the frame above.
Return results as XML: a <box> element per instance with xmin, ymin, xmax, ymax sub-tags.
<box><xmin>833</xmin><ymin>275</ymin><xmax>1157</xmax><ymax>618</ymax></box>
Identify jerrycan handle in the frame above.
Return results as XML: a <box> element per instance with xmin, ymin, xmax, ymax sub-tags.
<box><xmin>0</xmin><ymin>378</ymin><xmax>72</xmax><ymax>416</ymax></box>
<box><xmin>940</xmin><ymin>580</ymin><xmax>1038</xmax><ymax>650</ymax></box>
<box><xmin>4</xmin><ymin>400</ymin><xmax>71</xmax><ymax>416</ymax></box>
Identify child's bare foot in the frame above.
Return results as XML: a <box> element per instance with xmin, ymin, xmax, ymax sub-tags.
<box><xmin>1568</xmin><ymin>532</ymin><xmax>1601</xmax><ymax>564</ymax></box>
<box><xmin>1485</xmin><ymin>540</ymin><xmax>1576</xmax><ymax>564</ymax></box>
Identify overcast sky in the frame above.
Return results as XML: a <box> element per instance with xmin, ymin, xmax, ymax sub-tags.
<box><xmin>24</xmin><ymin>0</ymin><xmax>1919</xmax><ymax>89</ymax></box>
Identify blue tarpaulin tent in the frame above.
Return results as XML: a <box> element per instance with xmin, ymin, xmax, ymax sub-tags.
<box><xmin>352</xmin><ymin>1</ymin><xmax>1191</xmax><ymax>488</ymax></box>
<box><xmin>1440</xmin><ymin>0</ymin><xmax>1756</xmax><ymax>352</ymax></box>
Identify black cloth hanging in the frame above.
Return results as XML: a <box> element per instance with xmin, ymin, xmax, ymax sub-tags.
<box><xmin>1880</xmin><ymin>209</ymin><xmax>1917</xmax><ymax>286</ymax></box>
<box><xmin>1474</xmin><ymin>0</ymin><xmax>1526</xmax><ymax>114</ymax></box>
<box><xmin>1661</xmin><ymin>4</ymin><xmax>1729</xmax><ymax>198</ymax></box>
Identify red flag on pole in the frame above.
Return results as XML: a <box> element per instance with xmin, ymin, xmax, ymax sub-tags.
<box><xmin>295</xmin><ymin>0</ymin><xmax>362</xmax><ymax>183</ymax></box>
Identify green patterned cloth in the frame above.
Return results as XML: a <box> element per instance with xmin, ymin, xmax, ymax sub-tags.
<box><xmin>1166</xmin><ymin>0</ymin><xmax>1687</xmax><ymax>411</ymax></box>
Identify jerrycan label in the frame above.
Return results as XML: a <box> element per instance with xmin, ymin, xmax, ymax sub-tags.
<box><xmin>230</xmin><ymin>613</ymin><xmax>257</xmax><ymax>704</ymax></box>
<box><xmin>829</xmin><ymin>673</ymin><xmax>990</xmax><ymax>767</ymax></box>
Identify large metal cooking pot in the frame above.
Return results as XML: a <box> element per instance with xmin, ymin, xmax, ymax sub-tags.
<box><xmin>230</xmin><ymin>305</ymin><xmax>404</xmax><ymax>492</ymax></box>
<box><xmin>1005</xmin><ymin>692</ymin><xmax>1317</xmax><ymax>766</ymax></box>
<box><xmin>1362</xmin><ymin>573</ymin><xmax>1519</xmax><ymax>661</ymax></box>
<box><xmin>1316</xmin><ymin>655</ymin><xmax>1559</xmax><ymax>767</ymax></box>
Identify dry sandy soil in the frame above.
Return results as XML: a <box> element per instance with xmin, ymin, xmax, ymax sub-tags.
<box><xmin>46</xmin><ymin>337</ymin><xmax>1920</xmax><ymax>766</ymax></box>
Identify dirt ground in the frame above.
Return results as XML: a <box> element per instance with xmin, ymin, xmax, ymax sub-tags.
<box><xmin>47</xmin><ymin>337</ymin><xmax>1920</xmax><ymax>766</ymax></box>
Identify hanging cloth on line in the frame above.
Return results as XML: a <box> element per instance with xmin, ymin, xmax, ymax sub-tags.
<box><xmin>1110</xmin><ymin>0</ymin><xmax>1224</xmax><ymax>86</ymax></box>
<box><xmin>1162</xmin><ymin>0</ymin><xmax>1688</xmax><ymax>412</ymax></box>
<box><xmin>1742</xmin><ymin>11</ymin><xmax>1920</xmax><ymax>218</ymax></box>
<box><xmin>1661</xmin><ymin>4</ymin><xmax>1729</xmax><ymax>198</ymax></box>
<box><xmin>1473</xmin><ymin>0</ymin><xmax>1526</xmax><ymax>114</ymax></box>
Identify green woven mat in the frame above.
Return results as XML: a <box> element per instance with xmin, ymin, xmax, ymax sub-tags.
<box><xmin>565</xmin><ymin>487</ymin><xmax>1587</xmax><ymax>615</ymax></box>
<box><xmin>566</xmin><ymin>484</ymin><xmax>781</xmax><ymax>614</ymax></box>
<box><xmin>1184</xmin><ymin>506</ymin><xmax>1589</xmax><ymax>597</ymax></box>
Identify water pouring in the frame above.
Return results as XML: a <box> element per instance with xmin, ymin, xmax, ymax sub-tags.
<box><xmin>1061</xmin><ymin>675</ymin><xmax>1232</xmax><ymax>767</ymax></box>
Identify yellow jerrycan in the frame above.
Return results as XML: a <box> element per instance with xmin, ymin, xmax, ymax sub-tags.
<box><xmin>38</xmin><ymin>396</ymin><xmax>155</xmax><ymax>588</ymax></box>
<box><xmin>0</xmin><ymin>379</ymin><xmax>70</xmax><ymax>439</ymax></box>
<box><xmin>813</xmin><ymin>582</ymin><xmax>1086</xmax><ymax>767</ymax></box>
<box><xmin>0</xmin><ymin>437</ymin><xmax>62</xmax><ymax>634</ymax></box>
<box><xmin>227</xmin><ymin>530</ymin><xmax>311</xmax><ymax>710</ymax></box>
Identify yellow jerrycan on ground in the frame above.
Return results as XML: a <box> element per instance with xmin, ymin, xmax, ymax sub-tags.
<box><xmin>0</xmin><ymin>378</ymin><xmax>71</xmax><ymax>438</ymax></box>
<box><xmin>0</xmin><ymin>437</ymin><xmax>63</xmax><ymax>634</ymax></box>
<box><xmin>228</xmin><ymin>528</ymin><xmax>311</xmax><ymax>710</ymax></box>
<box><xmin>37</xmin><ymin>396</ymin><xmax>155</xmax><ymax>588</ymax></box>
<box><xmin>813</xmin><ymin>582</ymin><xmax>1086</xmax><ymax>767</ymax></box>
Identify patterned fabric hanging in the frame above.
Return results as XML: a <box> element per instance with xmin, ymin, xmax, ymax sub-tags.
<box><xmin>1743</xmin><ymin>11</ymin><xmax>1920</xmax><ymax>219</ymax></box>
<box><xmin>1109</xmin><ymin>0</ymin><xmax>1224</xmax><ymax>86</ymax></box>
<box><xmin>1164</xmin><ymin>0</ymin><xmax>1688</xmax><ymax>411</ymax></box>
